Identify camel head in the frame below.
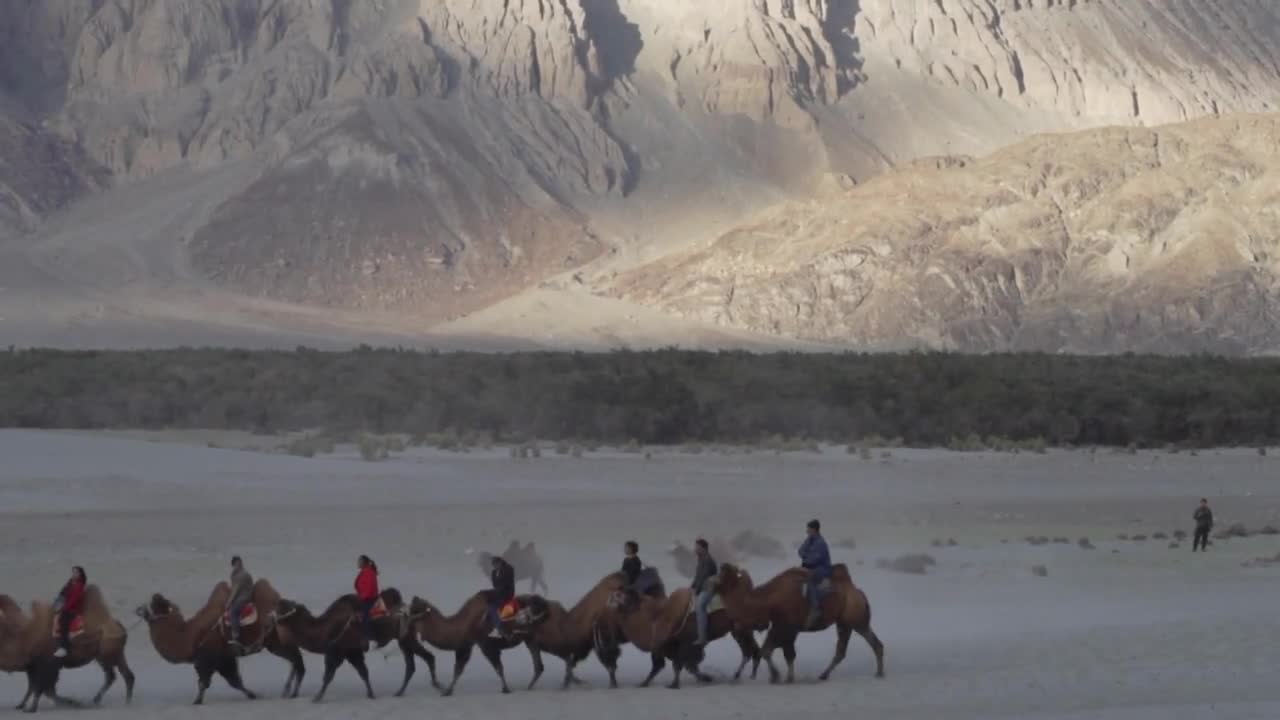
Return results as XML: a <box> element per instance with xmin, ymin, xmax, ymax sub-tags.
<box><xmin>407</xmin><ymin>596</ymin><xmax>436</xmax><ymax>620</ymax></box>
<box><xmin>667</xmin><ymin>541</ymin><xmax>686</xmax><ymax>555</ymax></box>
<box><xmin>136</xmin><ymin>593</ymin><xmax>177</xmax><ymax>622</ymax></box>
<box><xmin>274</xmin><ymin>598</ymin><xmax>302</xmax><ymax>621</ymax></box>
<box><xmin>717</xmin><ymin>563</ymin><xmax>749</xmax><ymax>593</ymax></box>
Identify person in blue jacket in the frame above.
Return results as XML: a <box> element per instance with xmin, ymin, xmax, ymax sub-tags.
<box><xmin>799</xmin><ymin>519</ymin><xmax>832</xmax><ymax>629</ymax></box>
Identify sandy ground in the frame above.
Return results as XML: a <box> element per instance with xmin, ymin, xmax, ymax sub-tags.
<box><xmin>3</xmin><ymin>431</ymin><xmax>1280</xmax><ymax>719</ymax></box>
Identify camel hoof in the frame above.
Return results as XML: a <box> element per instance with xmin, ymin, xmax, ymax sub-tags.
<box><xmin>501</xmin><ymin>687</ymin><xmax>511</xmax><ymax>695</ymax></box>
<box><xmin>876</xmin><ymin>672</ymin><xmax>886</xmax><ymax>679</ymax></box>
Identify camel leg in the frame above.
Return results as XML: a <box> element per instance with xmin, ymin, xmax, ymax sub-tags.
<box><xmin>193</xmin><ymin>659</ymin><xmax>213</xmax><ymax>705</ymax></box>
<box><xmin>526</xmin><ymin>643</ymin><xmax>545</xmax><ymax>691</ymax></box>
<box><xmin>217</xmin><ymin>656</ymin><xmax>258</xmax><ymax>701</ymax></box>
<box><xmin>93</xmin><ymin>659</ymin><xmax>117</xmax><ymax>705</ymax></box>
<box><xmin>393</xmin><ymin>637</ymin><xmax>417</xmax><ymax>697</ymax></box>
<box><xmin>760</xmin><ymin>627</ymin><xmax>784</xmax><ymax>684</ymax></box>
<box><xmin>855</xmin><ymin>625</ymin><xmax>886</xmax><ymax>678</ymax></box>
<box><xmin>640</xmin><ymin>652</ymin><xmax>665</xmax><ymax>688</ymax></box>
<box><xmin>441</xmin><ymin>645</ymin><xmax>473</xmax><ymax>697</ymax></box>
<box><xmin>781</xmin><ymin>637</ymin><xmax>798</xmax><ymax>684</ymax></box>
<box><xmin>731</xmin><ymin>628</ymin><xmax>762</xmax><ymax>681</ymax></box>
<box><xmin>15</xmin><ymin>679</ymin><xmax>32</xmax><ymax>711</ymax></box>
<box><xmin>561</xmin><ymin>656</ymin><xmax>580</xmax><ymax>691</ymax></box>
<box><xmin>349</xmin><ymin>651</ymin><xmax>375</xmax><ymax>700</ymax></box>
<box><xmin>407</xmin><ymin>638</ymin><xmax>440</xmax><ymax>692</ymax></box>
<box><xmin>312</xmin><ymin>650</ymin><xmax>345</xmax><ymax>703</ymax></box>
<box><xmin>117</xmin><ymin>653</ymin><xmax>136</xmax><ymax>703</ymax></box>
<box><xmin>666</xmin><ymin>653</ymin><xmax>684</xmax><ymax>690</ymax></box>
<box><xmin>478</xmin><ymin>640</ymin><xmax>511</xmax><ymax>694</ymax></box>
<box><xmin>275</xmin><ymin>644</ymin><xmax>305</xmax><ymax>698</ymax></box>
<box><xmin>817</xmin><ymin>625</ymin><xmax>853</xmax><ymax>681</ymax></box>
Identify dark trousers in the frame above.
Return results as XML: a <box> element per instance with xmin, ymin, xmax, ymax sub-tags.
<box><xmin>1193</xmin><ymin>528</ymin><xmax>1210</xmax><ymax>551</ymax></box>
<box><xmin>57</xmin><ymin>611</ymin><xmax>74</xmax><ymax>649</ymax></box>
<box><xmin>358</xmin><ymin>599</ymin><xmax>376</xmax><ymax>638</ymax></box>
<box><xmin>229</xmin><ymin>603</ymin><xmax>245</xmax><ymax>638</ymax></box>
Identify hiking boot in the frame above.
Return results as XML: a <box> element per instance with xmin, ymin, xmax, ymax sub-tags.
<box><xmin>805</xmin><ymin>609</ymin><xmax>821</xmax><ymax>630</ymax></box>
<box><xmin>693</xmin><ymin>636</ymin><xmax>707</xmax><ymax>647</ymax></box>
<box><xmin>53</xmin><ymin>647</ymin><xmax>68</xmax><ymax>659</ymax></box>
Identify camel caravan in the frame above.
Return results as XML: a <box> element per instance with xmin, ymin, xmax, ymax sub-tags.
<box><xmin>1</xmin><ymin>523</ymin><xmax>884</xmax><ymax>711</ymax></box>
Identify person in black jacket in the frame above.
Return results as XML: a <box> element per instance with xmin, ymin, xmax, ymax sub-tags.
<box><xmin>691</xmin><ymin>538</ymin><xmax>718</xmax><ymax>646</ymax></box>
<box><xmin>621</xmin><ymin>541</ymin><xmax>643</xmax><ymax>587</ymax></box>
<box><xmin>489</xmin><ymin>556</ymin><xmax>517</xmax><ymax>634</ymax></box>
<box><xmin>1193</xmin><ymin>498</ymin><xmax>1214</xmax><ymax>552</ymax></box>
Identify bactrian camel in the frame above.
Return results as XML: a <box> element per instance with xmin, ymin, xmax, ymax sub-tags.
<box><xmin>135</xmin><ymin>579</ymin><xmax>303</xmax><ymax>705</ymax></box>
<box><xmin>0</xmin><ymin>588</ymin><xmax>134</xmax><ymax>713</ymax></box>
<box><xmin>716</xmin><ymin>563</ymin><xmax>885</xmax><ymax>684</ymax></box>
<box><xmin>273</xmin><ymin>588</ymin><xmax>439</xmax><ymax>702</ymax></box>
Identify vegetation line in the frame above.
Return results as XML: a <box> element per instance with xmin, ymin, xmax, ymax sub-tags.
<box><xmin>2</xmin><ymin>347</ymin><xmax>1278</xmax><ymax>448</ymax></box>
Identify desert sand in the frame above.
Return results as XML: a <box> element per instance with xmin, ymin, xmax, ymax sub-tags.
<box><xmin>3</xmin><ymin>430</ymin><xmax>1280</xmax><ymax>719</ymax></box>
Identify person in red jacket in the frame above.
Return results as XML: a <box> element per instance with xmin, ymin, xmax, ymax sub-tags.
<box><xmin>53</xmin><ymin>566</ymin><xmax>87</xmax><ymax>658</ymax></box>
<box><xmin>354</xmin><ymin>555</ymin><xmax>380</xmax><ymax>641</ymax></box>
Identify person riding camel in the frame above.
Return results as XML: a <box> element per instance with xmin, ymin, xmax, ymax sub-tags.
<box><xmin>354</xmin><ymin>555</ymin><xmax>380</xmax><ymax>640</ymax></box>
<box><xmin>52</xmin><ymin>566</ymin><xmax>87</xmax><ymax>658</ymax></box>
<box><xmin>621</xmin><ymin>541</ymin><xmax>642</xmax><ymax>587</ymax></box>
<box><xmin>799</xmin><ymin>519</ymin><xmax>833</xmax><ymax>629</ymax></box>
<box><xmin>227</xmin><ymin>556</ymin><xmax>254</xmax><ymax>648</ymax></box>
<box><xmin>489</xmin><ymin>555</ymin><xmax>517</xmax><ymax>637</ymax></box>
<box><xmin>691</xmin><ymin>538</ymin><xmax>718</xmax><ymax>646</ymax></box>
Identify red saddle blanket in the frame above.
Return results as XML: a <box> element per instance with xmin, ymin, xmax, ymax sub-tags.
<box><xmin>222</xmin><ymin>604</ymin><xmax>258</xmax><ymax>628</ymax></box>
<box><xmin>51</xmin><ymin>614</ymin><xmax>85</xmax><ymax>639</ymax></box>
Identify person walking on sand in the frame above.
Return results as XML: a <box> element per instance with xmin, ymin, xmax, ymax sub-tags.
<box><xmin>1193</xmin><ymin>498</ymin><xmax>1214</xmax><ymax>552</ymax></box>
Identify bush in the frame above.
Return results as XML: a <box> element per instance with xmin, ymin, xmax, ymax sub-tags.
<box><xmin>358</xmin><ymin>434</ymin><xmax>390</xmax><ymax>462</ymax></box>
<box><xmin>3</xmin><ymin>348</ymin><xmax>1280</xmax><ymax>449</ymax></box>
<box><xmin>283</xmin><ymin>433</ymin><xmax>335</xmax><ymax>458</ymax></box>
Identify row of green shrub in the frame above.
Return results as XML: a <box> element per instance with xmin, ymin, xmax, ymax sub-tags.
<box><xmin>3</xmin><ymin>347</ymin><xmax>1279</xmax><ymax>447</ymax></box>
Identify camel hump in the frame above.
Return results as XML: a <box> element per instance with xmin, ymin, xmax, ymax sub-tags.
<box><xmin>252</xmin><ymin>578</ymin><xmax>280</xmax><ymax>605</ymax></box>
<box><xmin>831</xmin><ymin>564</ymin><xmax>852</xmax><ymax>582</ymax></box>
<box><xmin>380</xmin><ymin>587</ymin><xmax>403</xmax><ymax>608</ymax></box>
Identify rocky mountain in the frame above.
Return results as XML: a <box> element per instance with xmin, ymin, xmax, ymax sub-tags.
<box><xmin>0</xmin><ymin>0</ymin><xmax>1278</xmax><ymax>351</ymax></box>
<box><xmin>610</xmin><ymin>114</ymin><xmax>1280</xmax><ymax>354</ymax></box>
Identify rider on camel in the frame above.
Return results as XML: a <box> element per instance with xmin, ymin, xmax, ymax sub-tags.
<box><xmin>489</xmin><ymin>555</ymin><xmax>516</xmax><ymax>637</ymax></box>
<box><xmin>52</xmin><ymin>566</ymin><xmax>87</xmax><ymax>658</ymax></box>
<box><xmin>354</xmin><ymin>555</ymin><xmax>380</xmax><ymax>641</ymax></box>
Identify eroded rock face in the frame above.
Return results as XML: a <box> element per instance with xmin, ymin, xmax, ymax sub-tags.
<box><xmin>610</xmin><ymin>115</ymin><xmax>1280</xmax><ymax>354</ymax></box>
<box><xmin>1</xmin><ymin>0</ymin><xmax>1279</xmax><ymax>344</ymax></box>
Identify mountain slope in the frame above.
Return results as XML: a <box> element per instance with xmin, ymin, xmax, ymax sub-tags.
<box><xmin>610</xmin><ymin>114</ymin><xmax>1280</xmax><ymax>353</ymax></box>
<box><xmin>0</xmin><ymin>0</ymin><xmax>1278</xmax><ymax>349</ymax></box>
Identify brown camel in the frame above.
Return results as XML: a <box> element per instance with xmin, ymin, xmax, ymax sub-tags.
<box><xmin>470</xmin><ymin>541</ymin><xmax>549</xmax><ymax>594</ymax></box>
<box><xmin>598</xmin><ymin>578</ymin><xmax>761</xmax><ymax>690</ymax></box>
<box><xmin>1</xmin><ymin>588</ymin><xmax>134</xmax><ymax>713</ymax></box>
<box><xmin>273</xmin><ymin>588</ymin><xmax>439</xmax><ymax>702</ymax></box>
<box><xmin>716</xmin><ymin>563</ymin><xmax>885</xmax><ymax>684</ymax></box>
<box><xmin>135</xmin><ymin>579</ymin><xmax>304</xmax><ymax>705</ymax></box>
<box><xmin>523</xmin><ymin>570</ymin><xmax>652</xmax><ymax>690</ymax></box>
<box><xmin>408</xmin><ymin>591</ymin><xmax>549</xmax><ymax>696</ymax></box>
